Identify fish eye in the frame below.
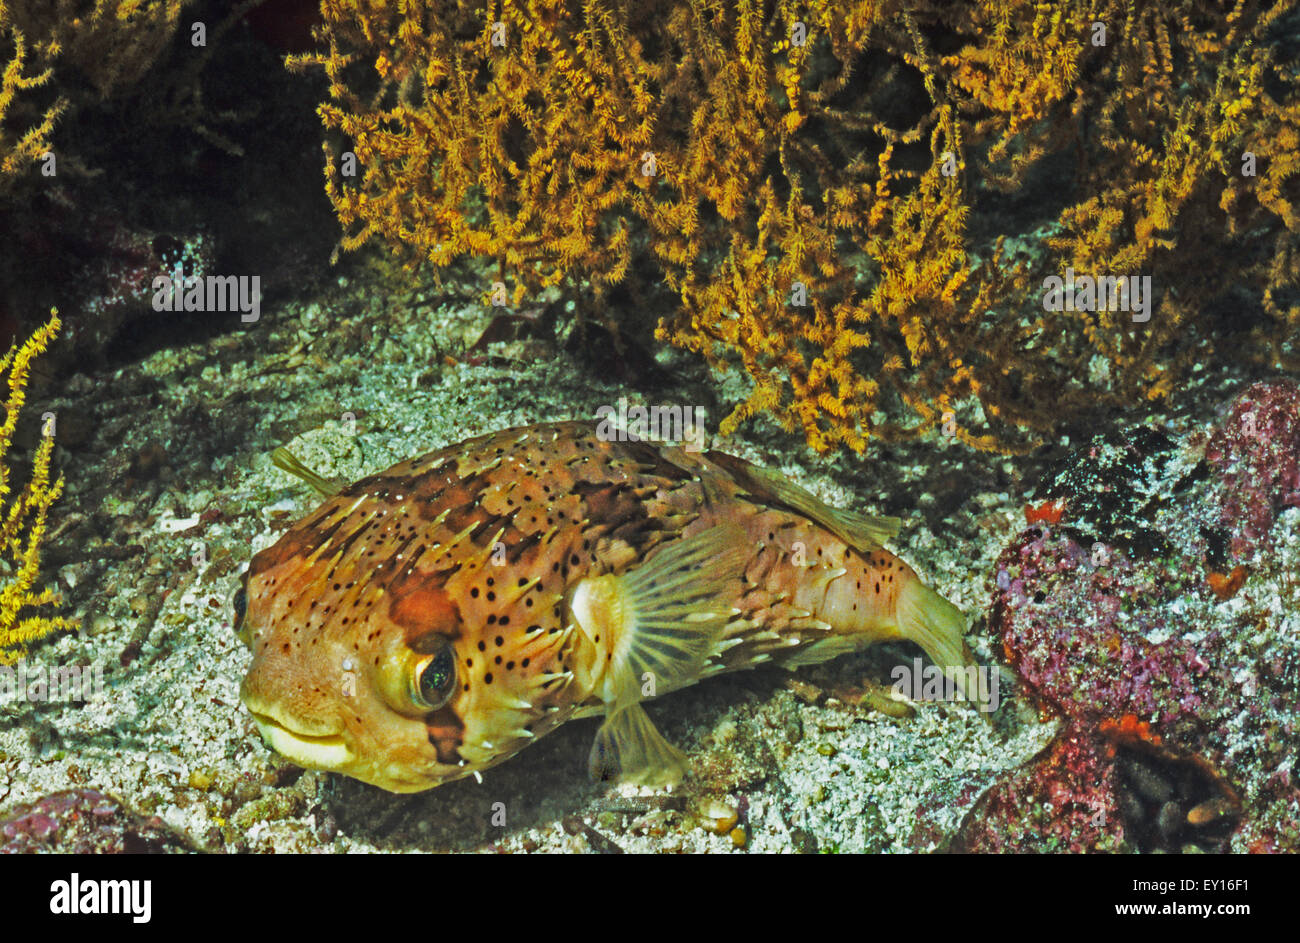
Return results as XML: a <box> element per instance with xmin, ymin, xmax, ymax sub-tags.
<box><xmin>231</xmin><ymin>584</ymin><xmax>249</xmax><ymax>645</ymax></box>
<box><xmin>412</xmin><ymin>640</ymin><xmax>457</xmax><ymax>710</ymax></box>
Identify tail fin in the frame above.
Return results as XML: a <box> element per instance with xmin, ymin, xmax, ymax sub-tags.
<box><xmin>895</xmin><ymin>578</ymin><xmax>992</xmax><ymax>721</ymax></box>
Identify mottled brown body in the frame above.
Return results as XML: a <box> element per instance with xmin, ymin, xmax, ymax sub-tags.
<box><xmin>237</xmin><ymin>421</ymin><xmax>971</xmax><ymax>792</ymax></box>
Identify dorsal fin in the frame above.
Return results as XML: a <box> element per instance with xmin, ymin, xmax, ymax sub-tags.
<box><xmin>705</xmin><ymin>452</ymin><xmax>900</xmax><ymax>551</ymax></box>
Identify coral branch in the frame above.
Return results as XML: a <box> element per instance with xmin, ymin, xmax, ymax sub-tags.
<box><xmin>0</xmin><ymin>310</ymin><xmax>77</xmax><ymax>664</ymax></box>
<box><xmin>295</xmin><ymin>0</ymin><xmax>1300</xmax><ymax>453</ymax></box>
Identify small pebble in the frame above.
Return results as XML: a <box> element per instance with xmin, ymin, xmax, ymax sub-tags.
<box><xmin>786</xmin><ymin>679</ymin><xmax>823</xmax><ymax>705</ymax></box>
<box><xmin>88</xmin><ymin>615</ymin><xmax>115</xmax><ymax>637</ymax></box>
<box><xmin>696</xmin><ymin>798</ymin><xmax>738</xmax><ymax>835</ymax></box>
<box><xmin>1187</xmin><ymin>797</ymin><xmax>1235</xmax><ymax>826</ymax></box>
<box><xmin>858</xmin><ymin>685</ymin><xmax>915</xmax><ymax>719</ymax></box>
<box><xmin>1126</xmin><ymin>757</ymin><xmax>1174</xmax><ymax>804</ymax></box>
<box><xmin>1156</xmin><ymin>801</ymin><xmax>1184</xmax><ymax>840</ymax></box>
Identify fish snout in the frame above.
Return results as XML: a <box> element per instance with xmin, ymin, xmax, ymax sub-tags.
<box><xmin>240</xmin><ymin>651</ymin><xmax>355</xmax><ymax>771</ymax></box>
<box><xmin>241</xmin><ymin>686</ymin><xmax>352</xmax><ymax>771</ymax></box>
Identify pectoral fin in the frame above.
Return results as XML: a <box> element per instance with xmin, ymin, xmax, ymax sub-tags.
<box><xmin>575</xmin><ymin>525</ymin><xmax>748</xmax><ymax>786</ymax></box>
<box><xmin>610</xmin><ymin>524</ymin><xmax>748</xmax><ymax>698</ymax></box>
<box><xmin>588</xmin><ymin>703</ymin><xmax>687</xmax><ymax>786</ymax></box>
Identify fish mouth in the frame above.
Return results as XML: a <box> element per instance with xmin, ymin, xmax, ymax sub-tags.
<box><xmin>245</xmin><ymin>704</ymin><xmax>352</xmax><ymax>770</ymax></box>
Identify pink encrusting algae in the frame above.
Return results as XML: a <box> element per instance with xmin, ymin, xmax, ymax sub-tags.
<box><xmin>945</xmin><ymin>381</ymin><xmax>1300</xmax><ymax>853</ymax></box>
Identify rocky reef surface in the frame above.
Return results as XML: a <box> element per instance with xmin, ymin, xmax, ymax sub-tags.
<box><xmin>1</xmin><ymin>270</ymin><xmax>1295</xmax><ymax>853</ymax></box>
<box><xmin>952</xmin><ymin>381</ymin><xmax>1300</xmax><ymax>853</ymax></box>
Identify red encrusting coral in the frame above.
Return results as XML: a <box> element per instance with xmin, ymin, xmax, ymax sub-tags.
<box><xmin>1206</xmin><ymin>565</ymin><xmax>1248</xmax><ymax>601</ymax></box>
<box><xmin>951</xmin><ymin>380</ymin><xmax>1300</xmax><ymax>852</ymax></box>
<box><xmin>1204</xmin><ymin>380</ymin><xmax>1300</xmax><ymax>557</ymax></box>
<box><xmin>1099</xmin><ymin>714</ymin><xmax>1162</xmax><ymax>748</ymax></box>
<box><xmin>0</xmin><ymin>788</ymin><xmax>196</xmax><ymax>853</ymax></box>
<box><xmin>1023</xmin><ymin>499</ymin><xmax>1065</xmax><ymax>525</ymax></box>
<box><xmin>950</xmin><ymin>723</ymin><xmax>1123</xmax><ymax>853</ymax></box>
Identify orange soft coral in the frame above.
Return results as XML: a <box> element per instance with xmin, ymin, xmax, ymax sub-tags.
<box><xmin>294</xmin><ymin>0</ymin><xmax>1300</xmax><ymax>454</ymax></box>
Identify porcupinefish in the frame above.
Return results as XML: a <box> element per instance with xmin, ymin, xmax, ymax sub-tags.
<box><xmin>234</xmin><ymin>421</ymin><xmax>980</xmax><ymax>793</ymax></box>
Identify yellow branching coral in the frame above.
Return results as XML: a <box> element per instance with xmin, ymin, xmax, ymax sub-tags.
<box><xmin>0</xmin><ymin>7</ymin><xmax>63</xmax><ymax>188</ymax></box>
<box><xmin>296</xmin><ymin>0</ymin><xmax>1300</xmax><ymax>453</ymax></box>
<box><xmin>2</xmin><ymin>0</ymin><xmax>185</xmax><ymax>98</ymax></box>
<box><xmin>0</xmin><ymin>311</ymin><xmax>76</xmax><ymax>665</ymax></box>
<box><xmin>0</xmin><ymin>0</ymin><xmax>187</xmax><ymax>195</ymax></box>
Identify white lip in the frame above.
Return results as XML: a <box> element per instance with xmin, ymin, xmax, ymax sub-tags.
<box><xmin>250</xmin><ymin>712</ymin><xmax>352</xmax><ymax>770</ymax></box>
